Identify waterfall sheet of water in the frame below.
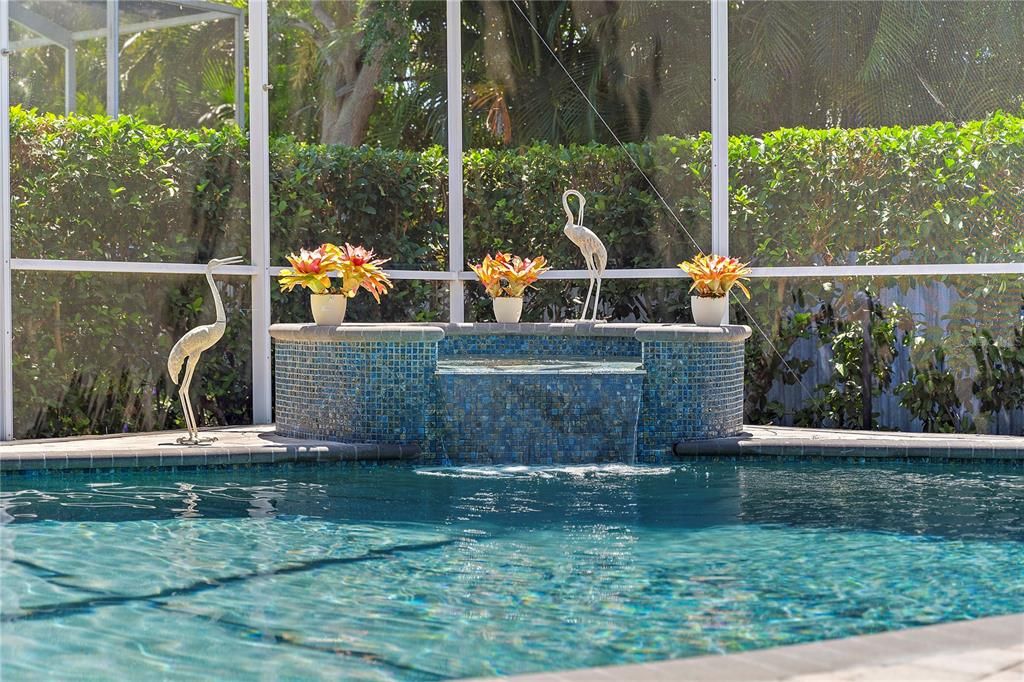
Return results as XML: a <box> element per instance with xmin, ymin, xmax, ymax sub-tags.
<box><xmin>434</xmin><ymin>356</ymin><xmax>645</xmax><ymax>465</ymax></box>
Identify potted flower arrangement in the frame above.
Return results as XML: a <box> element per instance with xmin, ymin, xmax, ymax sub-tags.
<box><xmin>677</xmin><ymin>253</ymin><xmax>751</xmax><ymax>326</ymax></box>
<box><xmin>469</xmin><ymin>252</ymin><xmax>550</xmax><ymax>323</ymax></box>
<box><xmin>279</xmin><ymin>243</ymin><xmax>393</xmax><ymax>325</ymax></box>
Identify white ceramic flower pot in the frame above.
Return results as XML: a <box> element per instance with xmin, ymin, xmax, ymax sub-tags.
<box><xmin>691</xmin><ymin>295</ymin><xmax>728</xmax><ymax>326</ymax></box>
<box><xmin>311</xmin><ymin>293</ymin><xmax>347</xmax><ymax>325</ymax></box>
<box><xmin>492</xmin><ymin>296</ymin><xmax>524</xmax><ymax>323</ymax></box>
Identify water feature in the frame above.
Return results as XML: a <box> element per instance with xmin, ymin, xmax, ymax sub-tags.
<box><xmin>434</xmin><ymin>357</ymin><xmax>645</xmax><ymax>464</ymax></box>
<box><xmin>269</xmin><ymin>322</ymin><xmax>752</xmax><ymax>463</ymax></box>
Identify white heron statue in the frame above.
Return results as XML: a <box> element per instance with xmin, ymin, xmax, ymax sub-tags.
<box><xmin>562</xmin><ymin>189</ymin><xmax>608</xmax><ymax>321</ymax></box>
<box><xmin>167</xmin><ymin>256</ymin><xmax>244</xmax><ymax>445</ymax></box>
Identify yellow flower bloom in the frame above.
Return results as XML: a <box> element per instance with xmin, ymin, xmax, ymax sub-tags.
<box><xmin>278</xmin><ymin>245</ymin><xmax>340</xmax><ymax>294</ymax></box>
<box><xmin>470</xmin><ymin>252</ymin><xmax>551</xmax><ymax>298</ymax></box>
<box><xmin>678</xmin><ymin>253</ymin><xmax>752</xmax><ymax>299</ymax></box>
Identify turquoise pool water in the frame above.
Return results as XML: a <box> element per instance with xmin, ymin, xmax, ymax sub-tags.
<box><xmin>2</xmin><ymin>462</ymin><xmax>1023</xmax><ymax>680</ymax></box>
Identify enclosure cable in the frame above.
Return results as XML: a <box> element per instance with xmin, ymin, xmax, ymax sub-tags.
<box><xmin>509</xmin><ymin>0</ymin><xmax>707</xmax><ymax>257</ymax></box>
<box><xmin>510</xmin><ymin>0</ymin><xmax>816</xmax><ymax>403</ymax></box>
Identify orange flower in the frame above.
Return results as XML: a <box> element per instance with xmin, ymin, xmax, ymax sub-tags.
<box><xmin>678</xmin><ymin>253</ymin><xmax>752</xmax><ymax>299</ymax></box>
<box><xmin>279</xmin><ymin>245</ymin><xmax>340</xmax><ymax>293</ymax></box>
<box><xmin>470</xmin><ymin>252</ymin><xmax>551</xmax><ymax>298</ymax></box>
<box><xmin>327</xmin><ymin>243</ymin><xmax>394</xmax><ymax>303</ymax></box>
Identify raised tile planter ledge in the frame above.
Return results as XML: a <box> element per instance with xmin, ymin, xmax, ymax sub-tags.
<box><xmin>269</xmin><ymin>322</ymin><xmax>751</xmax><ymax>464</ymax></box>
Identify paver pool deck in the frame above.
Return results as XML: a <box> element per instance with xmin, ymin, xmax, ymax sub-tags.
<box><xmin>2</xmin><ymin>425</ymin><xmax>1022</xmax><ymax>681</ymax></box>
<box><xmin>1</xmin><ymin>424</ymin><xmax>1022</xmax><ymax>471</ymax></box>
<box><xmin>471</xmin><ymin>613</ymin><xmax>1024</xmax><ymax>682</ymax></box>
<box><xmin>0</xmin><ymin>424</ymin><xmax>419</xmax><ymax>471</ymax></box>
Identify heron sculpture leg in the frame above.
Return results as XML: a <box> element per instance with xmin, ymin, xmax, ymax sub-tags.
<box><xmin>177</xmin><ymin>354</ymin><xmax>199</xmax><ymax>444</ymax></box>
<box><xmin>591</xmin><ymin>271</ymin><xmax>602</xmax><ymax>322</ymax></box>
<box><xmin>580</xmin><ymin>254</ymin><xmax>596</xmax><ymax>321</ymax></box>
<box><xmin>177</xmin><ymin>353</ymin><xmax>217</xmax><ymax>445</ymax></box>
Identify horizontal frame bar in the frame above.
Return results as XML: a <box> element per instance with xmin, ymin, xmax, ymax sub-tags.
<box><xmin>12</xmin><ymin>259</ymin><xmax>258</xmax><ymax>276</ymax></box>
<box><xmin>747</xmin><ymin>263</ymin><xmax>1024</xmax><ymax>278</ymax></box>
<box><xmin>13</xmin><ymin>259</ymin><xmax>1024</xmax><ymax>280</ymax></box>
<box><xmin>518</xmin><ymin>264</ymin><xmax>1024</xmax><ymax>280</ymax></box>
<box><xmin>9</xmin><ymin>4</ymin><xmax>74</xmax><ymax>48</ymax></box>
<box><xmin>10</xmin><ymin>11</ymin><xmax>235</xmax><ymax>50</ymax></box>
<box><xmin>291</xmin><ymin>264</ymin><xmax>1024</xmax><ymax>281</ymax></box>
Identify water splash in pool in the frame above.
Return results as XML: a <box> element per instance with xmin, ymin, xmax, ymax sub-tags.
<box><xmin>416</xmin><ymin>463</ymin><xmax>675</xmax><ymax>479</ymax></box>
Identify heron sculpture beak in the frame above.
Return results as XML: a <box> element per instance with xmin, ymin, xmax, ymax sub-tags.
<box><xmin>209</xmin><ymin>256</ymin><xmax>246</xmax><ymax>270</ymax></box>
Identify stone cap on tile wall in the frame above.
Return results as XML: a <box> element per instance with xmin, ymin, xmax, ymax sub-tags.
<box><xmin>634</xmin><ymin>324</ymin><xmax>752</xmax><ymax>342</ymax></box>
<box><xmin>434</xmin><ymin>322</ymin><xmax>643</xmax><ymax>337</ymax></box>
<box><xmin>271</xmin><ymin>322</ymin><xmax>751</xmax><ymax>343</ymax></box>
<box><xmin>437</xmin><ymin>321</ymin><xmax>750</xmax><ymax>342</ymax></box>
<box><xmin>269</xmin><ymin>324</ymin><xmax>445</xmax><ymax>342</ymax></box>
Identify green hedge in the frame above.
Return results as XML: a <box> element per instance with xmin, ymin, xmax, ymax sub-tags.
<box><xmin>730</xmin><ymin>116</ymin><xmax>1024</xmax><ymax>266</ymax></box>
<box><xmin>9</xmin><ymin>108</ymin><xmax>1024</xmax><ymax>437</ymax></box>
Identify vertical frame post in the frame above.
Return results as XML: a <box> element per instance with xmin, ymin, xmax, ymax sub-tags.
<box><xmin>710</xmin><ymin>0</ymin><xmax>729</xmax><ymax>322</ymax></box>
<box><xmin>1</xmin><ymin>0</ymin><xmax>13</xmax><ymax>439</ymax></box>
<box><xmin>105</xmin><ymin>0</ymin><xmax>118</xmax><ymax>116</ymax></box>
<box><xmin>233</xmin><ymin>13</ymin><xmax>245</xmax><ymax>128</ymax></box>
<box><xmin>248</xmin><ymin>1</ymin><xmax>272</xmax><ymax>424</ymax></box>
<box><xmin>445</xmin><ymin>0</ymin><xmax>464</xmax><ymax>322</ymax></box>
<box><xmin>64</xmin><ymin>44</ymin><xmax>76</xmax><ymax>114</ymax></box>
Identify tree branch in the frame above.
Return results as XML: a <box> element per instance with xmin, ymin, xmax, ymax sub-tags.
<box><xmin>311</xmin><ymin>0</ymin><xmax>337</xmax><ymax>33</ymax></box>
<box><xmin>290</xmin><ymin>18</ymin><xmax>320</xmax><ymax>41</ymax></box>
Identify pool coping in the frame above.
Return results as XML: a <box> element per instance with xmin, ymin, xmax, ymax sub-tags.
<box><xmin>435</xmin><ymin>357</ymin><xmax>646</xmax><ymax>375</ymax></box>
<box><xmin>465</xmin><ymin>612</ymin><xmax>1024</xmax><ymax>682</ymax></box>
<box><xmin>673</xmin><ymin>425</ymin><xmax>1024</xmax><ymax>461</ymax></box>
<box><xmin>268</xmin><ymin>321</ymin><xmax>753</xmax><ymax>343</ymax></box>
<box><xmin>0</xmin><ymin>425</ymin><xmax>418</xmax><ymax>472</ymax></box>
<box><xmin>2</xmin><ymin>424</ymin><xmax>1023</xmax><ymax>472</ymax></box>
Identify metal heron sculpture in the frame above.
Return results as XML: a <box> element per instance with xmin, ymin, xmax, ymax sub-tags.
<box><xmin>167</xmin><ymin>256</ymin><xmax>244</xmax><ymax>445</ymax></box>
<box><xmin>562</xmin><ymin>189</ymin><xmax>608</xmax><ymax>321</ymax></box>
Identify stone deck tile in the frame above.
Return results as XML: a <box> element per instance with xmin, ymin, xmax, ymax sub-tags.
<box><xmin>0</xmin><ymin>425</ymin><xmax>419</xmax><ymax>473</ymax></box>
<box><xmin>674</xmin><ymin>425</ymin><xmax>1024</xmax><ymax>461</ymax></box>
<box><xmin>3</xmin><ymin>424</ymin><xmax>1022</xmax><ymax>473</ymax></box>
<box><xmin>467</xmin><ymin>613</ymin><xmax>1024</xmax><ymax>682</ymax></box>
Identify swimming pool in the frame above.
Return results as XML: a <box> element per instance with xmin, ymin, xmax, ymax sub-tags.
<box><xmin>2</xmin><ymin>462</ymin><xmax>1022</xmax><ymax>680</ymax></box>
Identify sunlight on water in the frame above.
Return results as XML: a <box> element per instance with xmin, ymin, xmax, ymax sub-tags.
<box><xmin>1</xmin><ymin>462</ymin><xmax>1022</xmax><ymax>680</ymax></box>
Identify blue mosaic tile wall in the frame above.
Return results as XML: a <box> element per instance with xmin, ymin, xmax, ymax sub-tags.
<box><xmin>439</xmin><ymin>335</ymin><xmax>640</xmax><ymax>359</ymax></box>
<box><xmin>275</xmin><ymin>340</ymin><xmax>436</xmax><ymax>444</ymax></box>
<box><xmin>435</xmin><ymin>371</ymin><xmax>645</xmax><ymax>465</ymax></box>
<box><xmin>638</xmin><ymin>340</ymin><xmax>746</xmax><ymax>462</ymax></box>
<box><xmin>274</xmin><ymin>331</ymin><xmax>747</xmax><ymax>464</ymax></box>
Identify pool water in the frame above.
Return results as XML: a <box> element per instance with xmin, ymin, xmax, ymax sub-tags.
<box><xmin>2</xmin><ymin>462</ymin><xmax>1022</xmax><ymax>680</ymax></box>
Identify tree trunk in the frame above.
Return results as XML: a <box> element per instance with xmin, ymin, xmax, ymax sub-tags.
<box><xmin>314</xmin><ymin>0</ymin><xmax>400</xmax><ymax>146</ymax></box>
<box><xmin>320</xmin><ymin>43</ymin><xmax>388</xmax><ymax>146</ymax></box>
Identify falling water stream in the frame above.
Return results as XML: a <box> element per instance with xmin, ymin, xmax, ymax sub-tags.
<box><xmin>434</xmin><ymin>356</ymin><xmax>646</xmax><ymax>464</ymax></box>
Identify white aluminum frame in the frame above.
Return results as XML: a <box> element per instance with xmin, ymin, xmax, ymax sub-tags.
<box><xmin>7</xmin><ymin>2</ymin><xmax>76</xmax><ymax>113</ymax></box>
<box><xmin>248</xmin><ymin>0</ymin><xmax>271</xmax><ymax>424</ymax></box>
<box><xmin>2</xmin><ymin>0</ymin><xmax>14</xmax><ymax>440</ymax></box>
<box><xmin>11</xmin><ymin>10</ymin><xmax>237</xmax><ymax>49</ymax></box>
<box><xmin>445</xmin><ymin>0</ymin><xmax>465</xmax><ymax>323</ymax></box>
<box><xmin>1</xmin><ymin>0</ymin><xmax>1022</xmax><ymax>440</ymax></box>
<box><xmin>710</xmin><ymin>0</ymin><xmax>728</xmax><ymax>258</ymax></box>
<box><xmin>710</xmin><ymin>0</ymin><xmax>729</xmax><ymax>323</ymax></box>
<box><xmin>10</xmin><ymin>0</ymin><xmax>246</xmax><ymax>126</ymax></box>
<box><xmin>1</xmin><ymin>0</ymin><xmax>264</xmax><ymax>440</ymax></box>
<box><xmin>105</xmin><ymin>0</ymin><xmax>118</xmax><ymax>116</ymax></box>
